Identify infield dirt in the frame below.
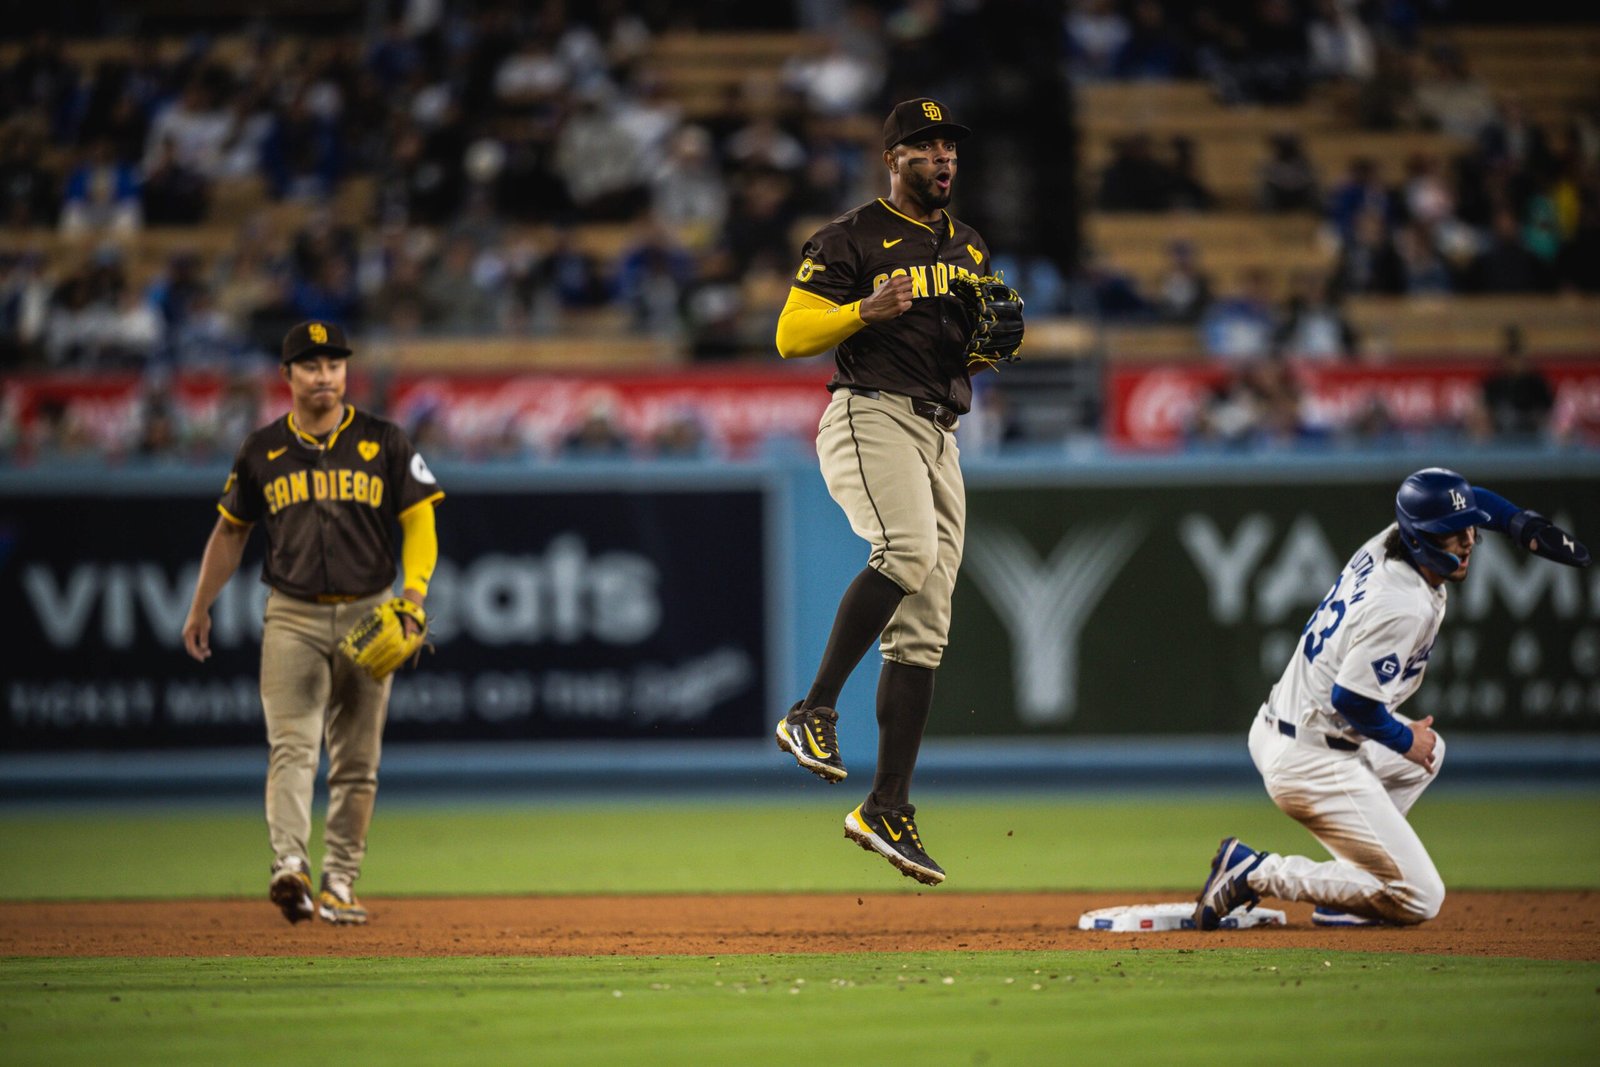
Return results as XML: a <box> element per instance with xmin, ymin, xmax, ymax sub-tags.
<box><xmin>3</xmin><ymin>891</ymin><xmax>1595</xmax><ymax>959</ymax></box>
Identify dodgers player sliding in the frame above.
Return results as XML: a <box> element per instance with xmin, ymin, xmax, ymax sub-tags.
<box><xmin>1195</xmin><ymin>468</ymin><xmax>1589</xmax><ymax>929</ymax></box>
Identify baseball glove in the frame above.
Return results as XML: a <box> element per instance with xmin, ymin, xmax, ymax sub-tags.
<box><xmin>949</xmin><ymin>272</ymin><xmax>1024</xmax><ymax>369</ymax></box>
<box><xmin>339</xmin><ymin>597</ymin><xmax>429</xmax><ymax>681</ymax></box>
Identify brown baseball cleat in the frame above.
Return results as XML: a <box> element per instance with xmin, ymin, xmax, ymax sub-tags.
<box><xmin>844</xmin><ymin>802</ymin><xmax>945</xmax><ymax>885</ymax></box>
<box><xmin>317</xmin><ymin>873</ymin><xmax>369</xmax><ymax>925</ymax></box>
<box><xmin>775</xmin><ymin>702</ymin><xmax>847</xmax><ymax>782</ymax></box>
<box><xmin>268</xmin><ymin>857</ymin><xmax>314</xmax><ymax>924</ymax></box>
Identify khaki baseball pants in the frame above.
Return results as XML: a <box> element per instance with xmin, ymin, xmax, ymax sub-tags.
<box><xmin>815</xmin><ymin>388</ymin><xmax>965</xmax><ymax>668</ymax></box>
<box><xmin>260</xmin><ymin>589</ymin><xmax>392</xmax><ymax>883</ymax></box>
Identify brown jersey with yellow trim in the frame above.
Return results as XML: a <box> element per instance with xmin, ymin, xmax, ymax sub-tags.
<box><xmin>791</xmin><ymin>198</ymin><xmax>992</xmax><ymax>413</ymax></box>
<box><xmin>218</xmin><ymin>406</ymin><xmax>444</xmax><ymax>599</ymax></box>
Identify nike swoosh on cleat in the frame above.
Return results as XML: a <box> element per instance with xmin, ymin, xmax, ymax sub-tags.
<box><xmin>803</xmin><ymin>725</ymin><xmax>832</xmax><ymax>758</ymax></box>
<box><xmin>882</xmin><ymin>238</ymin><xmax>903</xmax><ymax>249</ymax></box>
<box><xmin>881</xmin><ymin>817</ymin><xmax>903</xmax><ymax>842</ymax></box>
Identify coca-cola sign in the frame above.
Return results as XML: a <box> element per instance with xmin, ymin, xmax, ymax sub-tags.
<box><xmin>1108</xmin><ymin>361</ymin><xmax>1600</xmax><ymax>449</ymax></box>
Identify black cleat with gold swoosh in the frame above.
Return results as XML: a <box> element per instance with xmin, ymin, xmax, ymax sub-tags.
<box><xmin>775</xmin><ymin>702</ymin><xmax>847</xmax><ymax>782</ymax></box>
<box><xmin>844</xmin><ymin>802</ymin><xmax>945</xmax><ymax>885</ymax></box>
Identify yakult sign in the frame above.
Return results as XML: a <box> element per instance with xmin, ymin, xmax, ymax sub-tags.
<box><xmin>934</xmin><ymin>474</ymin><xmax>1599</xmax><ymax>737</ymax></box>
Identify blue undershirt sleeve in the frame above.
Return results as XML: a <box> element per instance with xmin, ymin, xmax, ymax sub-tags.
<box><xmin>1470</xmin><ymin>486</ymin><xmax>1521</xmax><ymax>532</ymax></box>
<box><xmin>1330</xmin><ymin>684</ymin><xmax>1414</xmax><ymax>754</ymax></box>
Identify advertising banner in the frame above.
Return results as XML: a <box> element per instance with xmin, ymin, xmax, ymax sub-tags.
<box><xmin>2</xmin><ymin>367</ymin><xmax>831</xmax><ymax>459</ymax></box>
<box><xmin>387</xmin><ymin>369</ymin><xmax>827</xmax><ymax>457</ymax></box>
<box><xmin>2</xmin><ymin>484</ymin><xmax>767</xmax><ymax>750</ymax></box>
<box><xmin>937</xmin><ymin>473</ymin><xmax>1600</xmax><ymax>737</ymax></box>
<box><xmin>1107</xmin><ymin>361</ymin><xmax>1600</xmax><ymax>449</ymax></box>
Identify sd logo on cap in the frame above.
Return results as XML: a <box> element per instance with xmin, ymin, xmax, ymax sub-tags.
<box><xmin>282</xmin><ymin>320</ymin><xmax>354</xmax><ymax>363</ymax></box>
<box><xmin>882</xmin><ymin>97</ymin><xmax>971</xmax><ymax>150</ymax></box>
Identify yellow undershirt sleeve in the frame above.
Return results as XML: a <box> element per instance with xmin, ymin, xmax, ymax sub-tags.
<box><xmin>398</xmin><ymin>500</ymin><xmax>439</xmax><ymax>598</ymax></box>
<box><xmin>775</xmin><ymin>286</ymin><xmax>866</xmax><ymax>359</ymax></box>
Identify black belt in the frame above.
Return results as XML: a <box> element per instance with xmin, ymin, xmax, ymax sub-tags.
<box><xmin>272</xmin><ymin>588</ymin><xmax>385</xmax><ymax>606</ymax></box>
<box><xmin>1263</xmin><ymin>711</ymin><xmax>1360</xmax><ymax>752</ymax></box>
<box><xmin>847</xmin><ymin>388</ymin><xmax>959</xmax><ymax>431</ymax></box>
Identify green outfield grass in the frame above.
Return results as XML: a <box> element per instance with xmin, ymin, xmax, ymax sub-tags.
<box><xmin>2</xmin><ymin>791</ymin><xmax>1597</xmax><ymax>900</ymax></box>
<box><xmin>3</xmin><ymin>952</ymin><xmax>1594</xmax><ymax>1067</ymax></box>
<box><xmin>4</xmin><ymin>792</ymin><xmax>1596</xmax><ymax>1066</ymax></box>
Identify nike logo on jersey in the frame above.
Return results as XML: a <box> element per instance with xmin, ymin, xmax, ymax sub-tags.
<box><xmin>882</xmin><ymin>238</ymin><xmax>903</xmax><ymax>248</ymax></box>
<box><xmin>880</xmin><ymin>816</ymin><xmax>903</xmax><ymax>842</ymax></box>
<box><xmin>267</xmin><ymin>447</ymin><xmax>288</xmax><ymax>460</ymax></box>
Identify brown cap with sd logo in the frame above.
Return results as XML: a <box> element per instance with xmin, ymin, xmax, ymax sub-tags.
<box><xmin>882</xmin><ymin>98</ymin><xmax>971</xmax><ymax>150</ymax></box>
<box><xmin>281</xmin><ymin>320</ymin><xmax>353</xmax><ymax>363</ymax></box>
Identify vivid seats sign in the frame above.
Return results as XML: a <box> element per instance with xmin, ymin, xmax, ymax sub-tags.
<box><xmin>1</xmin><ymin>482</ymin><xmax>769</xmax><ymax>749</ymax></box>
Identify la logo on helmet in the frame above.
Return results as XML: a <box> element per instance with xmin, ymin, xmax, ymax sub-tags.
<box><xmin>1449</xmin><ymin>489</ymin><xmax>1466</xmax><ymax>510</ymax></box>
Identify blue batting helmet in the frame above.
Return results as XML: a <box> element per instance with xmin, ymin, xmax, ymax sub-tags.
<box><xmin>1395</xmin><ymin>467</ymin><xmax>1492</xmax><ymax>577</ymax></box>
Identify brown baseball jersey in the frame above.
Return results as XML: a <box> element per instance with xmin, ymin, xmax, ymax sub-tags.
<box><xmin>218</xmin><ymin>405</ymin><xmax>444</xmax><ymax>599</ymax></box>
<box><xmin>793</xmin><ymin>198</ymin><xmax>992</xmax><ymax>414</ymax></box>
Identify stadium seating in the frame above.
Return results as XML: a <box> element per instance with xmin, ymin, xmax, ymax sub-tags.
<box><xmin>648</xmin><ymin>31</ymin><xmax>825</xmax><ymax>119</ymax></box>
<box><xmin>6</xmin><ymin>22</ymin><xmax>1596</xmax><ymax>373</ymax></box>
<box><xmin>1448</xmin><ymin>25</ymin><xmax>1600</xmax><ymax>128</ymax></box>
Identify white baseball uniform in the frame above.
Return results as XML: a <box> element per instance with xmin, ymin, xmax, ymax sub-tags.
<box><xmin>1244</xmin><ymin>523</ymin><xmax>1449</xmax><ymax>924</ymax></box>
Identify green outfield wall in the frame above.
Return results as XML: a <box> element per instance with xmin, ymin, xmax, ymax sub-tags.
<box><xmin>3</xmin><ymin>453</ymin><xmax>1596</xmax><ymax>759</ymax></box>
<box><xmin>938</xmin><ymin>470</ymin><xmax>1600</xmax><ymax>736</ymax></box>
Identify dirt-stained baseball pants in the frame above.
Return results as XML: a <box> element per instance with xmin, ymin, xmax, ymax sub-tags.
<box><xmin>1244</xmin><ymin>709</ymin><xmax>1446</xmax><ymax>924</ymax></box>
<box><xmin>815</xmin><ymin>388</ymin><xmax>965</xmax><ymax>669</ymax></box>
<box><xmin>260</xmin><ymin>589</ymin><xmax>392</xmax><ymax>883</ymax></box>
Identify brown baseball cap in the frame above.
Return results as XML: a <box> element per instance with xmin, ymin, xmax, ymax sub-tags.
<box><xmin>882</xmin><ymin>97</ymin><xmax>970</xmax><ymax>150</ymax></box>
<box><xmin>281</xmin><ymin>320</ymin><xmax>353</xmax><ymax>363</ymax></box>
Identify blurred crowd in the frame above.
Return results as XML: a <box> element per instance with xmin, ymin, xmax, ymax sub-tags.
<box><xmin>1077</xmin><ymin>8</ymin><xmax>1599</xmax><ymax>326</ymax></box>
<box><xmin>1183</xmin><ymin>324</ymin><xmax>1571</xmax><ymax>451</ymax></box>
<box><xmin>0</xmin><ymin>0</ymin><xmax>898</xmax><ymax>372</ymax></box>
<box><xmin>0</xmin><ymin>0</ymin><xmax>1594</xmax><ymax>461</ymax></box>
<box><xmin>1</xmin><ymin>371</ymin><xmax>731</xmax><ymax>468</ymax></box>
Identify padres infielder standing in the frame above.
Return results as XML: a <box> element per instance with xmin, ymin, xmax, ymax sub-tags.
<box><xmin>1195</xmin><ymin>468</ymin><xmax>1588</xmax><ymax>929</ymax></box>
<box><xmin>773</xmin><ymin>98</ymin><xmax>1018</xmax><ymax>885</ymax></box>
<box><xmin>181</xmin><ymin>321</ymin><xmax>444</xmax><ymax>925</ymax></box>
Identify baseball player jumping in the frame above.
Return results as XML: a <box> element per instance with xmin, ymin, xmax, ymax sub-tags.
<box><xmin>1195</xmin><ymin>468</ymin><xmax>1589</xmax><ymax>929</ymax></box>
<box><xmin>182</xmin><ymin>321</ymin><xmax>444</xmax><ymax>925</ymax></box>
<box><xmin>772</xmin><ymin>98</ymin><xmax>1022</xmax><ymax>885</ymax></box>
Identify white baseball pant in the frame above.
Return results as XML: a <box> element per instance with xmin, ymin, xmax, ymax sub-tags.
<box><xmin>1245</xmin><ymin>710</ymin><xmax>1446</xmax><ymax>924</ymax></box>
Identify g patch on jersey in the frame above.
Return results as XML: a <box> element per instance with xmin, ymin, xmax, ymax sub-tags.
<box><xmin>411</xmin><ymin>452</ymin><xmax>437</xmax><ymax>485</ymax></box>
<box><xmin>1371</xmin><ymin>653</ymin><xmax>1402</xmax><ymax>686</ymax></box>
